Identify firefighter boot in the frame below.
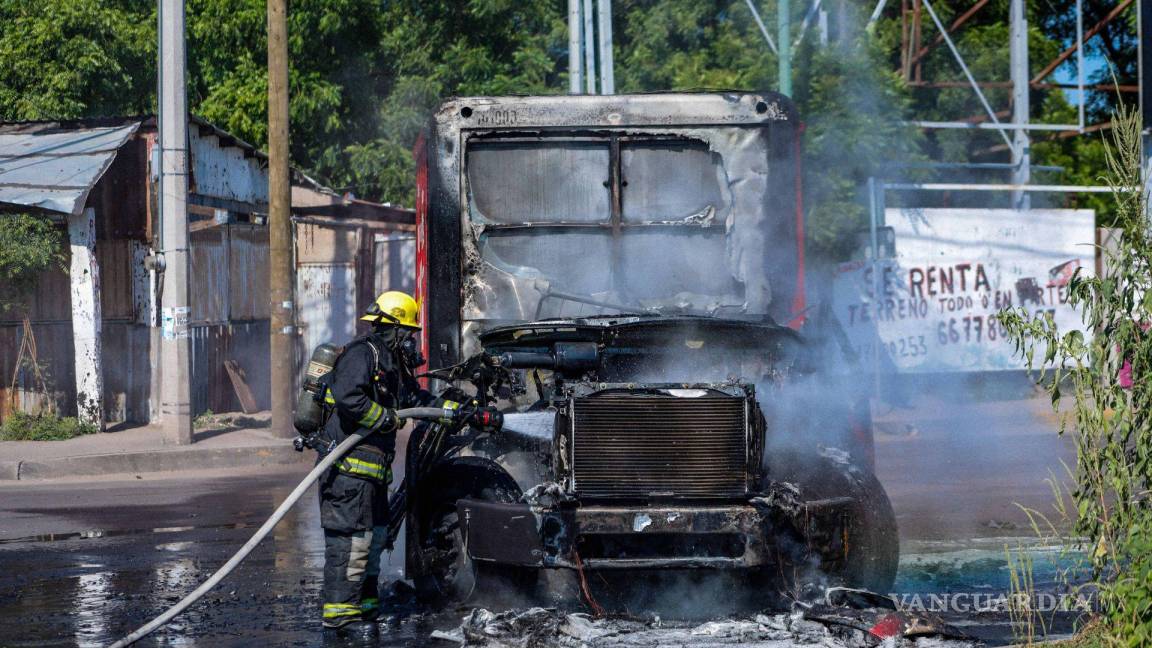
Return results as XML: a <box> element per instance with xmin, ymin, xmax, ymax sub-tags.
<box><xmin>322</xmin><ymin>620</ymin><xmax>379</xmax><ymax>645</ymax></box>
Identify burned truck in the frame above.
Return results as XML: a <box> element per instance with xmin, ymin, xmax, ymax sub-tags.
<box><xmin>402</xmin><ymin>93</ymin><xmax>898</xmax><ymax>605</ymax></box>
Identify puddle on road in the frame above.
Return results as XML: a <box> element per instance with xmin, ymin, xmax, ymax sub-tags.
<box><xmin>0</xmin><ymin>521</ymin><xmax>258</xmax><ymax>546</ymax></box>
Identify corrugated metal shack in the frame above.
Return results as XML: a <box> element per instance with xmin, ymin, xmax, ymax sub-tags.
<box><xmin>292</xmin><ymin>182</ymin><xmax>416</xmax><ymax>364</ymax></box>
<box><xmin>0</xmin><ymin>117</ymin><xmax>415</xmax><ymax>430</ymax></box>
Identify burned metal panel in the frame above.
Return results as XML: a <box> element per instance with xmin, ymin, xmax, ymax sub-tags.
<box><xmin>189</xmin><ymin>321</ymin><xmax>270</xmax><ymax>415</ymax></box>
<box><xmin>425</xmin><ymin>93</ymin><xmax>799</xmax><ymax>365</ymax></box>
<box><xmin>462</xmin><ymin>129</ymin><xmax>775</xmax><ymax>328</ymax></box>
<box><xmin>189</xmin><ymin>228</ymin><xmax>230</xmax><ymax>324</ymax></box>
<box><xmin>425</xmin><ymin>134</ymin><xmax>463</xmax><ymax>370</ymax></box>
<box><xmin>455</xmin><ymin>499</ymin><xmax>776</xmax><ymax>570</ymax></box>
<box><xmin>468</xmin><ymin>141</ymin><xmax>610</xmax><ymax>223</ymax></box>
<box><xmin>457</xmin><ymin>499</ymin><xmax>546</xmax><ymax>567</ymax></box>
<box><xmin>620</xmin><ymin>140</ymin><xmax>725</xmax><ymax>221</ymax></box>
<box><xmin>188</xmin><ymin>128</ymin><xmax>269</xmax><ymax>206</ymax></box>
<box><xmin>229</xmin><ymin>224</ymin><xmax>270</xmax><ymax>320</ymax></box>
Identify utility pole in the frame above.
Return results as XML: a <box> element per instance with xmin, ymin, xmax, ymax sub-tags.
<box><xmin>267</xmin><ymin>0</ymin><xmax>295</xmax><ymax>438</ymax></box>
<box><xmin>568</xmin><ymin>0</ymin><xmax>583</xmax><ymax>94</ymax></box>
<box><xmin>597</xmin><ymin>0</ymin><xmax>615</xmax><ymax>94</ymax></box>
<box><xmin>582</xmin><ymin>0</ymin><xmax>596</xmax><ymax>94</ymax></box>
<box><xmin>158</xmin><ymin>0</ymin><xmax>193</xmax><ymax>445</ymax></box>
<box><xmin>778</xmin><ymin>0</ymin><xmax>792</xmax><ymax>97</ymax></box>
<box><xmin>1010</xmin><ymin>0</ymin><xmax>1030</xmax><ymax>210</ymax></box>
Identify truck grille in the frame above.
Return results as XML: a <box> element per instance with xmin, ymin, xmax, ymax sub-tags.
<box><xmin>571</xmin><ymin>394</ymin><xmax>748</xmax><ymax>499</ymax></box>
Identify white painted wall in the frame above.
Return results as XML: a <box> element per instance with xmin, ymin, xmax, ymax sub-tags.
<box><xmin>67</xmin><ymin>207</ymin><xmax>105</xmax><ymax>427</ymax></box>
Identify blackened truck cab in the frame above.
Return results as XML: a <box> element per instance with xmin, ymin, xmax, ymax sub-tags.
<box><xmin>406</xmin><ymin>92</ymin><xmax>897</xmax><ymax>603</ymax></box>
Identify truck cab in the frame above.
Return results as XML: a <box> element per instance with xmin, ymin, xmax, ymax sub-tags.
<box><xmin>405</xmin><ymin>93</ymin><xmax>897</xmax><ymax>604</ymax></box>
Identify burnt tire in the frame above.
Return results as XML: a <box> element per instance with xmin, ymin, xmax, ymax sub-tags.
<box><xmin>414</xmin><ymin>506</ymin><xmax>476</xmax><ymax>601</ymax></box>
<box><xmin>765</xmin><ymin>449</ymin><xmax>899</xmax><ymax>593</ymax></box>
<box><xmin>412</xmin><ymin>477</ymin><xmax>537</xmax><ymax>605</ymax></box>
<box><xmin>836</xmin><ymin>469</ymin><xmax>899</xmax><ymax>592</ymax></box>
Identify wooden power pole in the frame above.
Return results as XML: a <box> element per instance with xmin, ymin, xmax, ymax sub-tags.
<box><xmin>267</xmin><ymin>0</ymin><xmax>295</xmax><ymax>438</ymax></box>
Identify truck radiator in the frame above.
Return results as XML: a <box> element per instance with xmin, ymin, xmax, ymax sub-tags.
<box><xmin>570</xmin><ymin>394</ymin><xmax>749</xmax><ymax>499</ymax></box>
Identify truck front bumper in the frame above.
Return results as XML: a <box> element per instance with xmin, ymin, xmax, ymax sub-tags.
<box><xmin>456</xmin><ymin>499</ymin><xmax>783</xmax><ymax>570</ymax></box>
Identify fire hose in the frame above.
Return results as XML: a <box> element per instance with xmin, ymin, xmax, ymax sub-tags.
<box><xmin>107</xmin><ymin>406</ymin><xmax>452</xmax><ymax>648</ymax></box>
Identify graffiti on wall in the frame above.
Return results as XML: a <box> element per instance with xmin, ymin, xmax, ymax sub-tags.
<box><xmin>832</xmin><ymin>208</ymin><xmax>1095</xmax><ymax>373</ymax></box>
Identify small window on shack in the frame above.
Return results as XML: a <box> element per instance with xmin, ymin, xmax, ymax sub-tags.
<box><xmin>464</xmin><ymin>135</ymin><xmax>740</xmax><ymax>322</ymax></box>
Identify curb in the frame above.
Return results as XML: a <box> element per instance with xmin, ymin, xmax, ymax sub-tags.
<box><xmin>0</xmin><ymin>444</ymin><xmax>310</xmax><ymax>481</ymax></box>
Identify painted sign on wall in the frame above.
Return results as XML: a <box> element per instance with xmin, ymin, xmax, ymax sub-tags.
<box><xmin>832</xmin><ymin>208</ymin><xmax>1095</xmax><ymax>372</ymax></box>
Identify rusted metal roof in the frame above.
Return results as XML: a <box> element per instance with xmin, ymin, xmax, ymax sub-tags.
<box><xmin>0</xmin><ymin>121</ymin><xmax>141</xmax><ymax>215</ymax></box>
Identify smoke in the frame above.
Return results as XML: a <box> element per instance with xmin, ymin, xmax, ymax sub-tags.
<box><xmin>447</xmin><ymin>1</ymin><xmax>1076</xmax><ymax>629</ymax></box>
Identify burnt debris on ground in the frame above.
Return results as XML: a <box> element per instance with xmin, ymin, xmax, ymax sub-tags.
<box><xmin>429</xmin><ymin>592</ymin><xmax>976</xmax><ymax>648</ymax></box>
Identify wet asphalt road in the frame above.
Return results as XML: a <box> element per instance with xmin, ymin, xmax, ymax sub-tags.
<box><xmin>0</xmin><ymin>469</ymin><xmax>1083</xmax><ymax>648</ymax></box>
<box><xmin>0</xmin><ymin>467</ymin><xmax>358</xmax><ymax>647</ymax></box>
<box><xmin>0</xmin><ymin>394</ymin><xmax>1088</xmax><ymax>647</ymax></box>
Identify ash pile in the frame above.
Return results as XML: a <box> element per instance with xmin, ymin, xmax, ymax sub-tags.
<box><xmin>431</xmin><ymin>588</ymin><xmax>977</xmax><ymax>648</ymax></box>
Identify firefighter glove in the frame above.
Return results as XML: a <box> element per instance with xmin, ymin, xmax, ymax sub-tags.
<box><xmin>370</xmin><ymin>406</ymin><xmax>398</xmax><ymax>433</ymax></box>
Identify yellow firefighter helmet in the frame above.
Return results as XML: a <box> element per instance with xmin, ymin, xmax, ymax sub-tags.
<box><xmin>361</xmin><ymin>291</ymin><xmax>421</xmax><ymax>329</ymax></box>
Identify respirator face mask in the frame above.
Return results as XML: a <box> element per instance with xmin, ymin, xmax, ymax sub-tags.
<box><xmin>397</xmin><ymin>332</ymin><xmax>425</xmax><ymax>369</ymax></box>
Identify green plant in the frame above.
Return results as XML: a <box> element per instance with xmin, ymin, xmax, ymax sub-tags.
<box><xmin>0</xmin><ymin>411</ymin><xmax>97</xmax><ymax>441</ymax></box>
<box><xmin>0</xmin><ymin>213</ymin><xmax>64</xmax><ymax>313</ymax></box>
<box><xmin>1005</xmin><ymin>542</ymin><xmax>1043</xmax><ymax>646</ymax></box>
<box><xmin>999</xmin><ymin>100</ymin><xmax>1152</xmax><ymax>646</ymax></box>
<box><xmin>192</xmin><ymin>409</ymin><xmax>217</xmax><ymax>430</ymax></box>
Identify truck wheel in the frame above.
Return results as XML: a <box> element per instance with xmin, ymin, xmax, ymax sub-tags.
<box><xmin>415</xmin><ymin>505</ymin><xmax>475</xmax><ymax>601</ymax></box>
<box><xmin>414</xmin><ymin>486</ymin><xmax>538</xmax><ymax>604</ymax></box>
<box><xmin>838</xmin><ymin>470</ymin><xmax>899</xmax><ymax>593</ymax></box>
<box><xmin>764</xmin><ymin>450</ymin><xmax>899</xmax><ymax>594</ymax></box>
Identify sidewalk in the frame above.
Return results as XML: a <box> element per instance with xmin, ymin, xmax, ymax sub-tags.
<box><xmin>0</xmin><ymin>412</ymin><xmax>309</xmax><ymax>481</ymax></box>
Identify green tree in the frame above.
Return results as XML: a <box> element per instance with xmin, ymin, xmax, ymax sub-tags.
<box><xmin>322</xmin><ymin>0</ymin><xmax>567</xmax><ymax>204</ymax></box>
<box><xmin>0</xmin><ymin>213</ymin><xmax>64</xmax><ymax>313</ymax></box>
<box><xmin>870</xmin><ymin>0</ymin><xmax>1135</xmax><ymax>219</ymax></box>
<box><xmin>189</xmin><ymin>0</ymin><xmax>389</xmax><ymax>191</ymax></box>
<box><xmin>613</xmin><ymin>1</ymin><xmax>918</xmax><ymax>259</ymax></box>
<box><xmin>0</xmin><ymin>0</ymin><xmax>155</xmax><ymax>119</ymax></box>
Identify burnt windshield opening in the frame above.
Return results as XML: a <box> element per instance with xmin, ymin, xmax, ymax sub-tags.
<box><xmin>464</xmin><ymin>133</ymin><xmax>748</xmax><ymax>323</ymax></box>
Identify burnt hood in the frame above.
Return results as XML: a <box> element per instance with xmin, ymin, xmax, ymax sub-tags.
<box><xmin>481</xmin><ymin>315</ymin><xmax>799</xmax><ymax>346</ymax></box>
<box><xmin>479</xmin><ymin>315</ymin><xmax>810</xmax><ymax>381</ymax></box>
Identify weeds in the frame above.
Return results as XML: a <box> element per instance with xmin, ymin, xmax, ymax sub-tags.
<box><xmin>192</xmin><ymin>409</ymin><xmax>218</xmax><ymax>430</ymax></box>
<box><xmin>999</xmin><ymin>100</ymin><xmax>1152</xmax><ymax>645</ymax></box>
<box><xmin>1006</xmin><ymin>543</ymin><xmax>1043</xmax><ymax>645</ymax></box>
<box><xmin>0</xmin><ymin>411</ymin><xmax>98</xmax><ymax>441</ymax></box>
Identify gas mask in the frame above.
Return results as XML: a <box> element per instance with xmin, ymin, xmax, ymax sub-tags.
<box><xmin>397</xmin><ymin>332</ymin><xmax>425</xmax><ymax>370</ymax></box>
<box><xmin>372</xmin><ymin>326</ymin><xmax>425</xmax><ymax>370</ymax></box>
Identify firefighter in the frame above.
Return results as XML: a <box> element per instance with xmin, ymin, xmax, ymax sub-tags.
<box><xmin>316</xmin><ymin>290</ymin><xmax>434</xmax><ymax>639</ymax></box>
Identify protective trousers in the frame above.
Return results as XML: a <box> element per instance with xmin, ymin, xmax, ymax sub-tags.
<box><xmin>318</xmin><ymin>448</ymin><xmax>392</xmax><ymax>628</ymax></box>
